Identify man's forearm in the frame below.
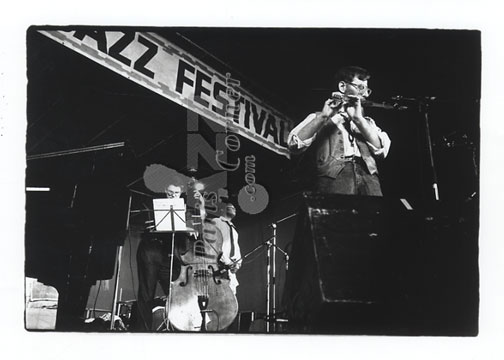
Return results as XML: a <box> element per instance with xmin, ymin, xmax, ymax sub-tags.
<box><xmin>296</xmin><ymin>113</ymin><xmax>329</xmax><ymax>141</ymax></box>
<box><xmin>353</xmin><ymin>116</ymin><xmax>382</xmax><ymax>148</ymax></box>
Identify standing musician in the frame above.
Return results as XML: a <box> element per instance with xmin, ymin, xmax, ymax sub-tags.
<box><xmin>209</xmin><ymin>202</ymin><xmax>242</xmax><ymax>295</ymax></box>
<box><xmin>133</xmin><ymin>182</ymin><xmax>205</xmax><ymax>331</ymax></box>
<box><xmin>287</xmin><ymin>66</ymin><xmax>391</xmax><ymax>196</ymax></box>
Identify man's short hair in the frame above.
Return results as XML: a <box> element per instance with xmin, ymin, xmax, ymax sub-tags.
<box><xmin>164</xmin><ymin>179</ymin><xmax>185</xmax><ymax>192</ymax></box>
<box><xmin>219</xmin><ymin>201</ymin><xmax>235</xmax><ymax>214</ymax></box>
<box><xmin>334</xmin><ymin>66</ymin><xmax>370</xmax><ymax>86</ymax></box>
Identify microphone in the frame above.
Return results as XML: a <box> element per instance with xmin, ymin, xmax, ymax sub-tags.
<box><xmin>361</xmin><ymin>100</ymin><xmax>408</xmax><ymax>110</ymax></box>
<box><xmin>389</xmin><ymin>95</ymin><xmax>439</xmax><ymax>110</ymax></box>
<box><xmin>391</xmin><ymin>95</ymin><xmax>437</xmax><ymax>102</ymax></box>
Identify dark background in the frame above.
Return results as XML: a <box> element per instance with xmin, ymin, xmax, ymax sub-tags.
<box><xmin>25</xmin><ymin>26</ymin><xmax>480</xmax><ymax>334</ymax></box>
<box><xmin>26</xmin><ymin>27</ymin><xmax>481</xmax><ymax>204</ymax></box>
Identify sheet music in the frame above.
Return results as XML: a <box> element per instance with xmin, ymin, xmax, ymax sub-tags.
<box><xmin>152</xmin><ymin>198</ymin><xmax>186</xmax><ymax>231</ymax></box>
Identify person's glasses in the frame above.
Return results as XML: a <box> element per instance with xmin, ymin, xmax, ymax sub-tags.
<box><xmin>346</xmin><ymin>82</ymin><xmax>372</xmax><ymax>96</ymax></box>
<box><xmin>166</xmin><ymin>190</ymin><xmax>181</xmax><ymax>198</ymax></box>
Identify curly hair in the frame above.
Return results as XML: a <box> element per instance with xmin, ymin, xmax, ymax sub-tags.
<box><xmin>334</xmin><ymin>66</ymin><xmax>370</xmax><ymax>86</ymax></box>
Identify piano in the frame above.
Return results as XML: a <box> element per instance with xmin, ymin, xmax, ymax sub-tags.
<box><xmin>25</xmin><ymin>148</ymin><xmax>130</xmax><ymax>331</ymax></box>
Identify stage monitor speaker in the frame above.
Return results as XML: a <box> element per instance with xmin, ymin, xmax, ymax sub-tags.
<box><xmin>283</xmin><ymin>193</ymin><xmax>414</xmax><ymax>334</ymax></box>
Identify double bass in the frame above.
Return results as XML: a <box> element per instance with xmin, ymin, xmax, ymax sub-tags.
<box><xmin>167</xmin><ymin>180</ymin><xmax>238</xmax><ymax>331</ymax></box>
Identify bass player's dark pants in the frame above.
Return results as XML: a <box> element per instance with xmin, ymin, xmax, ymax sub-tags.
<box><xmin>132</xmin><ymin>235</ymin><xmax>182</xmax><ymax>331</ymax></box>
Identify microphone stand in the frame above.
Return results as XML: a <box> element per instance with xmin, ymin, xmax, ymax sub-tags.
<box><xmin>227</xmin><ymin>212</ymin><xmax>295</xmax><ymax>333</ymax></box>
<box><xmin>393</xmin><ymin>96</ymin><xmax>440</xmax><ymax>202</ymax></box>
<box><xmin>229</xmin><ymin>237</ymin><xmax>284</xmax><ymax>333</ymax></box>
<box><xmin>417</xmin><ymin>98</ymin><xmax>440</xmax><ymax>201</ymax></box>
<box><xmin>266</xmin><ymin>212</ymin><xmax>296</xmax><ymax>333</ymax></box>
<box><xmin>109</xmin><ymin>193</ymin><xmax>132</xmax><ymax>330</ymax></box>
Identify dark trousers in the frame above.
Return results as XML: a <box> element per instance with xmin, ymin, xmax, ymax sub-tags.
<box><xmin>314</xmin><ymin>160</ymin><xmax>383</xmax><ymax>196</ymax></box>
<box><xmin>134</xmin><ymin>236</ymin><xmax>181</xmax><ymax>331</ymax></box>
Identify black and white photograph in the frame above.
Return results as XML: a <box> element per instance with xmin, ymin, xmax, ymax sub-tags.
<box><xmin>1</xmin><ymin>1</ymin><xmax>504</xmax><ymax>359</ymax></box>
<box><xmin>24</xmin><ymin>25</ymin><xmax>480</xmax><ymax>335</ymax></box>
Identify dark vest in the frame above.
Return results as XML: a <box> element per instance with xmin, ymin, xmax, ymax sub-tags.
<box><xmin>310</xmin><ymin>115</ymin><xmax>379</xmax><ymax>178</ymax></box>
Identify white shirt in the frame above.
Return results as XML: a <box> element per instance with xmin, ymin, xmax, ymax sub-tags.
<box><xmin>211</xmin><ymin>216</ymin><xmax>242</xmax><ymax>294</ymax></box>
<box><xmin>288</xmin><ymin>112</ymin><xmax>391</xmax><ymax>158</ymax></box>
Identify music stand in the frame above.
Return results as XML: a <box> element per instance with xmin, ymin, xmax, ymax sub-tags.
<box><xmin>152</xmin><ymin>198</ymin><xmax>188</xmax><ymax>331</ymax></box>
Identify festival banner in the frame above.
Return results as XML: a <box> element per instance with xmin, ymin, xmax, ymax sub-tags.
<box><xmin>39</xmin><ymin>30</ymin><xmax>292</xmax><ymax>158</ymax></box>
